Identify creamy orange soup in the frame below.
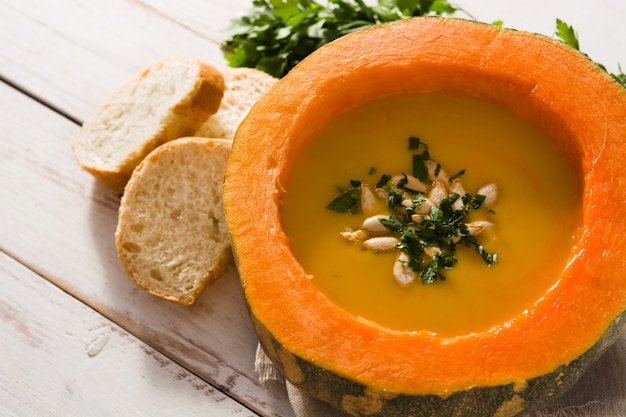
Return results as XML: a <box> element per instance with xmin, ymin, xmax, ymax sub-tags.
<box><xmin>280</xmin><ymin>91</ymin><xmax>581</xmax><ymax>336</ymax></box>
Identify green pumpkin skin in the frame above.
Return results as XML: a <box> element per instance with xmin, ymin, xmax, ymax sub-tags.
<box><xmin>254</xmin><ymin>312</ymin><xmax>625</xmax><ymax>417</ymax></box>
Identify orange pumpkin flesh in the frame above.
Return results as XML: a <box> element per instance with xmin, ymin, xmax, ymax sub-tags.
<box><xmin>223</xmin><ymin>17</ymin><xmax>626</xmax><ymax>416</ymax></box>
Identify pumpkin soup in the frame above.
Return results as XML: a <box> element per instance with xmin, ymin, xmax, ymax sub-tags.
<box><xmin>280</xmin><ymin>91</ymin><xmax>581</xmax><ymax>336</ymax></box>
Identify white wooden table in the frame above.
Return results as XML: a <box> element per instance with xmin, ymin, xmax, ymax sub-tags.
<box><xmin>1</xmin><ymin>1</ymin><xmax>624</xmax><ymax>416</ymax></box>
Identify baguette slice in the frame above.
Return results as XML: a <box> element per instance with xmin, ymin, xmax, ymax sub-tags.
<box><xmin>194</xmin><ymin>68</ymin><xmax>277</xmax><ymax>139</ymax></box>
<box><xmin>115</xmin><ymin>137</ymin><xmax>232</xmax><ymax>306</ymax></box>
<box><xmin>73</xmin><ymin>56</ymin><xmax>225</xmax><ymax>194</ymax></box>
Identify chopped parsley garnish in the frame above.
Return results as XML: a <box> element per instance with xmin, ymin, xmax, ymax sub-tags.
<box><xmin>327</xmin><ymin>137</ymin><xmax>498</xmax><ymax>285</ymax></box>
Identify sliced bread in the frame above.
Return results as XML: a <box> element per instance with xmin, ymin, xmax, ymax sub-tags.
<box><xmin>194</xmin><ymin>67</ymin><xmax>277</xmax><ymax>139</ymax></box>
<box><xmin>115</xmin><ymin>137</ymin><xmax>232</xmax><ymax>306</ymax></box>
<box><xmin>73</xmin><ymin>56</ymin><xmax>225</xmax><ymax>194</ymax></box>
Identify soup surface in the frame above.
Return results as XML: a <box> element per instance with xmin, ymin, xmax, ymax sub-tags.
<box><xmin>280</xmin><ymin>91</ymin><xmax>581</xmax><ymax>336</ymax></box>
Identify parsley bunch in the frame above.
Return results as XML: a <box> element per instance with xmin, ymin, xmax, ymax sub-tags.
<box><xmin>223</xmin><ymin>1</ymin><xmax>625</xmax><ymax>88</ymax></box>
<box><xmin>222</xmin><ymin>0</ymin><xmax>458</xmax><ymax>78</ymax></box>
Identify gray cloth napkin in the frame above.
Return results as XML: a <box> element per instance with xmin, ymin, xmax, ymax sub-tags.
<box><xmin>255</xmin><ymin>331</ymin><xmax>626</xmax><ymax>417</ymax></box>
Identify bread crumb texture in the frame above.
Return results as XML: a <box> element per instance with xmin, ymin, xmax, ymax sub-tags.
<box><xmin>115</xmin><ymin>137</ymin><xmax>232</xmax><ymax>306</ymax></box>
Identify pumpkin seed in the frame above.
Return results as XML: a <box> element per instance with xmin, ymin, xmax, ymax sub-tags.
<box><xmin>393</xmin><ymin>251</ymin><xmax>415</xmax><ymax>286</ymax></box>
<box><xmin>428</xmin><ymin>179</ymin><xmax>448</xmax><ymax>204</ymax></box>
<box><xmin>466</xmin><ymin>220</ymin><xmax>494</xmax><ymax>236</ymax></box>
<box><xmin>425</xmin><ymin>159</ymin><xmax>449</xmax><ymax>182</ymax></box>
<box><xmin>449</xmin><ymin>178</ymin><xmax>466</xmax><ymax>211</ymax></box>
<box><xmin>363</xmin><ymin>236</ymin><xmax>400</xmax><ymax>252</ymax></box>
<box><xmin>374</xmin><ymin>187</ymin><xmax>389</xmax><ymax>201</ymax></box>
<box><xmin>414</xmin><ymin>197</ymin><xmax>435</xmax><ymax>215</ymax></box>
<box><xmin>423</xmin><ymin>246</ymin><xmax>442</xmax><ymax>258</ymax></box>
<box><xmin>362</xmin><ymin>215</ymin><xmax>392</xmax><ymax>235</ymax></box>
<box><xmin>360</xmin><ymin>183</ymin><xmax>377</xmax><ymax>215</ymax></box>
<box><xmin>477</xmin><ymin>182</ymin><xmax>499</xmax><ymax>208</ymax></box>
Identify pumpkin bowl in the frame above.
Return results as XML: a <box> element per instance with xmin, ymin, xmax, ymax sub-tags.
<box><xmin>223</xmin><ymin>17</ymin><xmax>626</xmax><ymax>417</ymax></box>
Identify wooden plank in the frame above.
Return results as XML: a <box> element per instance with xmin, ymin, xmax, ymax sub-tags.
<box><xmin>140</xmin><ymin>0</ymin><xmax>250</xmax><ymax>43</ymax></box>
<box><xmin>0</xmin><ymin>81</ymin><xmax>295</xmax><ymax>417</ymax></box>
<box><xmin>0</xmin><ymin>251</ymin><xmax>260</xmax><ymax>417</ymax></box>
<box><xmin>1</xmin><ymin>1</ymin><xmax>624</xmax><ymax>416</ymax></box>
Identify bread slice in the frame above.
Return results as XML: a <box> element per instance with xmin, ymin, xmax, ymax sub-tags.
<box><xmin>115</xmin><ymin>137</ymin><xmax>232</xmax><ymax>306</ymax></box>
<box><xmin>73</xmin><ymin>56</ymin><xmax>225</xmax><ymax>194</ymax></box>
<box><xmin>194</xmin><ymin>68</ymin><xmax>277</xmax><ymax>139</ymax></box>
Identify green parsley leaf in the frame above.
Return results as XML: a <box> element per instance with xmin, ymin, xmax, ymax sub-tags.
<box><xmin>408</xmin><ymin>136</ymin><xmax>421</xmax><ymax>150</ymax></box>
<box><xmin>471</xmin><ymin>194</ymin><xmax>486</xmax><ymax>209</ymax></box>
<box><xmin>326</xmin><ymin>180</ymin><xmax>362</xmax><ymax>213</ymax></box>
<box><xmin>380</xmin><ymin>215</ymin><xmax>404</xmax><ymax>232</ymax></box>
<box><xmin>376</xmin><ymin>174</ymin><xmax>391</xmax><ymax>188</ymax></box>
<box><xmin>555</xmin><ymin>18</ymin><xmax>579</xmax><ymax>50</ymax></box>
<box><xmin>476</xmin><ymin>244</ymin><xmax>497</xmax><ymax>265</ymax></box>
<box><xmin>420</xmin><ymin>258</ymin><xmax>440</xmax><ymax>284</ymax></box>
<box><xmin>412</xmin><ymin>153</ymin><xmax>429</xmax><ymax>183</ymax></box>
<box><xmin>448</xmin><ymin>169</ymin><xmax>465</xmax><ymax>182</ymax></box>
<box><xmin>611</xmin><ymin>69</ymin><xmax>626</xmax><ymax>88</ymax></box>
<box><xmin>396</xmin><ymin>173</ymin><xmax>409</xmax><ymax>189</ymax></box>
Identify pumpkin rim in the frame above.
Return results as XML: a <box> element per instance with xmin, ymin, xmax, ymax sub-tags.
<box><xmin>223</xmin><ymin>17</ymin><xmax>626</xmax><ymax>395</ymax></box>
